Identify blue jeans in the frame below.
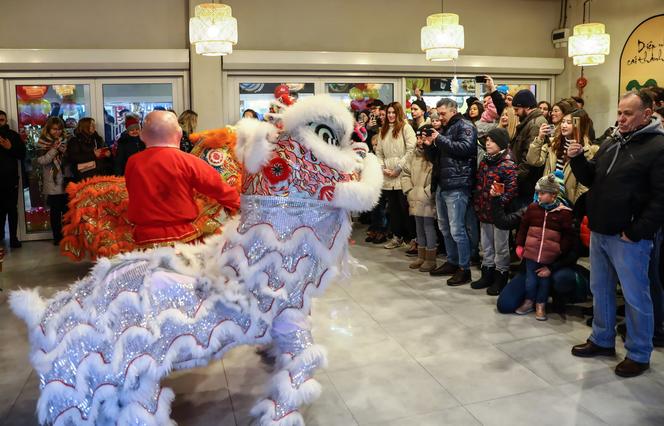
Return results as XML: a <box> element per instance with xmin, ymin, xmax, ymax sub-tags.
<box><xmin>497</xmin><ymin>267</ymin><xmax>578</xmax><ymax>314</ymax></box>
<box><xmin>436</xmin><ymin>188</ymin><xmax>471</xmax><ymax>269</ymax></box>
<box><xmin>525</xmin><ymin>259</ymin><xmax>551</xmax><ymax>304</ymax></box>
<box><xmin>589</xmin><ymin>232</ymin><xmax>654</xmax><ymax>363</ymax></box>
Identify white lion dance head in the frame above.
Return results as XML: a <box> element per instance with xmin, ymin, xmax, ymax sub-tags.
<box><xmin>10</xmin><ymin>95</ymin><xmax>382</xmax><ymax>426</ymax></box>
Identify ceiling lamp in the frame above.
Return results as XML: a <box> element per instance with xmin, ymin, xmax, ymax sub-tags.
<box><xmin>421</xmin><ymin>10</ymin><xmax>464</xmax><ymax>62</ymax></box>
<box><xmin>568</xmin><ymin>23</ymin><xmax>610</xmax><ymax>66</ymax></box>
<box><xmin>189</xmin><ymin>3</ymin><xmax>238</xmax><ymax>56</ymax></box>
<box><xmin>568</xmin><ymin>1</ymin><xmax>610</xmax><ymax>66</ymax></box>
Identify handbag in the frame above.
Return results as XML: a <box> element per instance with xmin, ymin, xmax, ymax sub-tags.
<box><xmin>77</xmin><ymin>161</ymin><xmax>96</xmax><ymax>173</ymax></box>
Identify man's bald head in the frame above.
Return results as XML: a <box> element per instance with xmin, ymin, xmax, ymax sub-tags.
<box><xmin>142</xmin><ymin>110</ymin><xmax>182</xmax><ymax>148</ymax></box>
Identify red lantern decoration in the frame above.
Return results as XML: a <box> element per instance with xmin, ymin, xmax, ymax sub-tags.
<box><xmin>274</xmin><ymin>84</ymin><xmax>290</xmax><ymax>100</ymax></box>
<box><xmin>17</xmin><ymin>85</ymin><xmax>48</xmax><ymax>101</ymax></box>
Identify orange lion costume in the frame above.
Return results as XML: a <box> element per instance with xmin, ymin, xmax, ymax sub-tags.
<box><xmin>60</xmin><ymin>127</ymin><xmax>242</xmax><ymax>261</ymax></box>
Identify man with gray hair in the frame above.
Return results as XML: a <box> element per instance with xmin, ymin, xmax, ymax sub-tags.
<box><xmin>568</xmin><ymin>90</ymin><xmax>664</xmax><ymax>378</ymax></box>
<box><xmin>423</xmin><ymin>98</ymin><xmax>477</xmax><ymax>285</ymax></box>
<box><xmin>125</xmin><ymin>110</ymin><xmax>240</xmax><ymax>248</ymax></box>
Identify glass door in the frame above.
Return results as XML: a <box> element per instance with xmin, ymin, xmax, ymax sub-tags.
<box><xmin>9</xmin><ymin>80</ymin><xmax>94</xmax><ymax>240</ymax></box>
<box><xmin>97</xmin><ymin>79</ymin><xmax>181</xmax><ymax>145</ymax></box>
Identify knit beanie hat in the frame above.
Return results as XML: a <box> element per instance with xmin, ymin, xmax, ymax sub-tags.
<box><xmin>125</xmin><ymin>115</ymin><xmax>140</xmax><ymax>131</ymax></box>
<box><xmin>412</xmin><ymin>99</ymin><xmax>428</xmax><ymax>114</ymax></box>
<box><xmin>512</xmin><ymin>89</ymin><xmax>537</xmax><ymax>109</ymax></box>
<box><xmin>486</xmin><ymin>127</ymin><xmax>510</xmax><ymax>150</ymax></box>
<box><xmin>535</xmin><ymin>173</ymin><xmax>560</xmax><ymax>194</ymax></box>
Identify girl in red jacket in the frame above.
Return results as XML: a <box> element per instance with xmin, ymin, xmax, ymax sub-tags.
<box><xmin>515</xmin><ymin>174</ymin><xmax>574</xmax><ymax>320</ymax></box>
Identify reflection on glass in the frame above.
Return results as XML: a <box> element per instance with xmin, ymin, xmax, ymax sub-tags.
<box><xmin>239</xmin><ymin>83</ymin><xmax>315</xmax><ymax>120</ymax></box>
<box><xmin>325</xmin><ymin>83</ymin><xmax>394</xmax><ymax>112</ymax></box>
<box><xmin>102</xmin><ymin>83</ymin><xmax>173</xmax><ymax>144</ymax></box>
<box><xmin>406</xmin><ymin>77</ymin><xmax>476</xmax><ymax>114</ymax></box>
<box><xmin>15</xmin><ymin>84</ymin><xmax>91</xmax><ymax>235</ymax></box>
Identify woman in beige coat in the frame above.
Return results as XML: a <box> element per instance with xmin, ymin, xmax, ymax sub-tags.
<box><xmin>402</xmin><ymin>125</ymin><xmax>437</xmax><ymax>271</ymax></box>
<box><xmin>526</xmin><ymin>109</ymin><xmax>598</xmax><ymax>205</ymax></box>
<box><xmin>375</xmin><ymin>101</ymin><xmax>417</xmax><ymax>249</ymax></box>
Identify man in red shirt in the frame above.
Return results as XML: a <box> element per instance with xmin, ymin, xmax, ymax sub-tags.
<box><xmin>125</xmin><ymin>111</ymin><xmax>240</xmax><ymax>247</ymax></box>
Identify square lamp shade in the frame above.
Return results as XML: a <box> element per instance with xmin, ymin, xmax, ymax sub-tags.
<box><xmin>189</xmin><ymin>3</ymin><xmax>238</xmax><ymax>56</ymax></box>
<box><xmin>568</xmin><ymin>23</ymin><xmax>610</xmax><ymax>66</ymax></box>
<box><xmin>421</xmin><ymin>13</ymin><xmax>464</xmax><ymax>61</ymax></box>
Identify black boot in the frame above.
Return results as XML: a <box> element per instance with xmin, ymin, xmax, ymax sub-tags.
<box><xmin>471</xmin><ymin>266</ymin><xmax>494</xmax><ymax>289</ymax></box>
<box><xmin>486</xmin><ymin>270</ymin><xmax>509</xmax><ymax>296</ymax></box>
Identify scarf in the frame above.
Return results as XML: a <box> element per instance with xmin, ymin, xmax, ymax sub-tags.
<box><xmin>484</xmin><ymin>149</ymin><xmax>506</xmax><ymax>165</ymax></box>
<box><xmin>37</xmin><ymin>136</ymin><xmax>63</xmax><ymax>183</ymax></box>
<box><xmin>538</xmin><ymin>198</ymin><xmax>561</xmax><ymax>211</ymax></box>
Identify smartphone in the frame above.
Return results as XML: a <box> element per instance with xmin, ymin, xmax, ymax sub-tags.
<box><xmin>572</xmin><ymin>116</ymin><xmax>581</xmax><ymax>142</ymax></box>
<box><xmin>475</xmin><ymin>75</ymin><xmax>487</xmax><ymax>83</ymax></box>
<box><xmin>493</xmin><ymin>182</ymin><xmax>505</xmax><ymax>195</ymax></box>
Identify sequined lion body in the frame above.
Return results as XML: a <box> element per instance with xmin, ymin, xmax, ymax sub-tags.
<box><xmin>10</xmin><ymin>96</ymin><xmax>382</xmax><ymax>426</ymax></box>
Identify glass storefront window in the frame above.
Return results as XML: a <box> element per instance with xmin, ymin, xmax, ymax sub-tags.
<box><xmin>325</xmin><ymin>83</ymin><xmax>394</xmax><ymax>112</ymax></box>
<box><xmin>102</xmin><ymin>83</ymin><xmax>173</xmax><ymax>144</ymax></box>
<box><xmin>15</xmin><ymin>84</ymin><xmax>91</xmax><ymax>235</ymax></box>
<box><xmin>406</xmin><ymin>77</ymin><xmax>477</xmax><ymax>114</ymax></box>
<box><xmin>239</xmin><ymin>82</ymin><xmax>315</xmax><ymax>119</ymax></box>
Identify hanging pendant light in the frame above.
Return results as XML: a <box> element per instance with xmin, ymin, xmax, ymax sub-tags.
<box><xmin>189</xmin><ymin>3</ymin><xmax>238</xmax><ymax>56</ymax></box>
<box><xmin>421</xmin><ymin>0</ymin><xmax>464</xmax><ymax>62</ymax></box>
<box><xmin>568</xmin><ymin>1</ymin><xmax>610</xmax><ymax>66</ymax></box>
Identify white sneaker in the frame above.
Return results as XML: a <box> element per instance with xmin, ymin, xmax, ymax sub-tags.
<box><xmin>384</xmin><ymin>236</ymin><xmax>404</xmax><ymax>249</ymax></box>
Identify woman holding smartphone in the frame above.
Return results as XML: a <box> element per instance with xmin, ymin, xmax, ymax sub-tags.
<box><xmin>525</xmin><ymin>109</ymin><xmax>598</xmax><ymax>205</ymax></box>
<box><xmin>66</xmin><ymin>118</ymin><xmax>111</xmax><ymax>182</ymax></box>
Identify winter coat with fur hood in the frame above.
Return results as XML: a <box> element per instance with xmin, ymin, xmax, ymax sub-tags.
<box><xmin>401</xmin><ymin>147</ymin><xmax>436</xmax><ymax>218</ymax></box>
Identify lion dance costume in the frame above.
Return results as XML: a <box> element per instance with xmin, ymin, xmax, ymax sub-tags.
<box><xmin>10</xmin><ymin>95</ymin><xmax>382</xmax><ymax>425</ymax></box>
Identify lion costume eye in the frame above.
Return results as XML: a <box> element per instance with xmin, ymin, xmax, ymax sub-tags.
<box><xmin>308</xmin><ymin>122</ymin><xmax>339</xmax><ymax>146</ymax></box>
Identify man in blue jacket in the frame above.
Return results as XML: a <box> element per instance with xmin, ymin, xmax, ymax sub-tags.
<box><xmin>423</xmin><ymin>98</ymin><xmax>477</xmax><ymax>285</ymax></box>
<box><xmin>568</xmin><ymin>90</ymin><xmax>664</xmax><ymax>378</ymax></box>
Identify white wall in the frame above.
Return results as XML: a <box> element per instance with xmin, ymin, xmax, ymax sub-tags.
<box><xmin>222</xmin><ymin>0</ymin><xmax>560</xmax><ymax>57</ymax></box>
<box><xmin>0</xmin><ymin>0</ymin><xmax>187</xmax><ymax>49</ymax></box>
<box><xmin>554</xmin><ymin>0</ymin><xmax>664</xmax><ymax>132</ymax></box>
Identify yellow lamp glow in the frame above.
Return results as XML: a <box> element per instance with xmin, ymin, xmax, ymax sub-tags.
<box><xmin>189</xmin><ymin>4</ymin><xmax>238</xmax><ymax>56</ymax></box>
<box><xmin>568</xmin><ymin>23</ymin><xmax>610</xmax><ymax>66</ymax></box>
<box><xmin>421</xmin><ymin>13</ymin><xmax>464</xmax><ymax>61</ymax></box>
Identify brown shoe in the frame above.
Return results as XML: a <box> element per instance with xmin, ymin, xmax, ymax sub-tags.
<box><xmin>419</xmin><ymin>248</ymin><xmax>438</xmax><ymax>273</ymax></box>
<box><xmin>447</xmin><ymin>268</ymin><xmax>471</xmax><ymax>286</ymax></box>
<box><xmin>571</xmin><ymin>340</ymin><xmax>616</xmax><ymax>358</ymax></box>
<box><xmin>409</xmin><ymin>247</ymin><xmax>426</xmax><ymax>269</ymax></box>
<box><xmin>535</xmin><ymin>303</ymin><xmax>547</xmax><ymax>321</ymax></box>
<box><xmin>430</xmin><ymin>261</ymin><xmax>458</xmax><ymax>276</ymax></box>
<box><xmin>615</xmin><ymin>358</ymin><xmax>650</xmax><ymax>378</ymax></box>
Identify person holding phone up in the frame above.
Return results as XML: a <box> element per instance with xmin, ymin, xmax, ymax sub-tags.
<box><xmin>471</xmin><ymin>128</ymin><xmax>517</xmax><ymax>295</ymax></box>
<box><xmin>526</xmin><ymin>109</ymin><xmax>599</xmax><ymax>205</ymax></box>
<box><xmin>568</xmin><ymin>90</ymin><xmax>664</xmax><ymax>378</ymax></box>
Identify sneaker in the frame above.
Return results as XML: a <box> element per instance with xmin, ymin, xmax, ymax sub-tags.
<box><xmin>535</xmin><ymin>303</ymin><xmax>547</xmax><ymax>321</ymax></box>
<box><xmin>447</xmin><ymin>268</ymin><xmax>471</xmax><ymax>286</ymax></box>
<box><xmin>384</xmin><ymin>236</ymin><xmax>404</xmax><ymax>249</ymax></box>
<box><xmin>515</xmin><ymin>299</ymin><xmax>534</xmax><ymax>315</ymax></box>
<box><xmin>405</xmin><ymin>240</ymin><xmax>418</xmax><ymax>256</ymax></box>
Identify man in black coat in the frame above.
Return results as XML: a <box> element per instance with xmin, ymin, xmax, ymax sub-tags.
<box><xmin>568</xmin><ymin>90</ymin><xmax>664</xmax><ymax>378</ymax></box>
<box><xmin>423</xmin><ymin>98</ymin><xmax>477</xmax><ymax>286</ymax></box>
<box><xmin>0</xmin><ymin>111</ymin><xmax>26</xmax><ymax>248</ymax></box>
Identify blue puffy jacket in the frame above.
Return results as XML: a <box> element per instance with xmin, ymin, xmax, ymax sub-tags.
<box><xmin>424</xmin><ymin>113</ymin><xmax>477</xmax><ymax>192</ymax></box>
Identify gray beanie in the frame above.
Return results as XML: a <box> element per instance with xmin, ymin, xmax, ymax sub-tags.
<box><xmin>535</xmin><ymin>174</ymin><xmax>560</xmax><ymax>194</ymax></box>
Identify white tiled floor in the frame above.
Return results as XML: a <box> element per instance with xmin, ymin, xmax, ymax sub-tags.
<box><xmin>1</xmin><ymin>227</ymin><xmax>664</xmax><ymax>425</ymax></box>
